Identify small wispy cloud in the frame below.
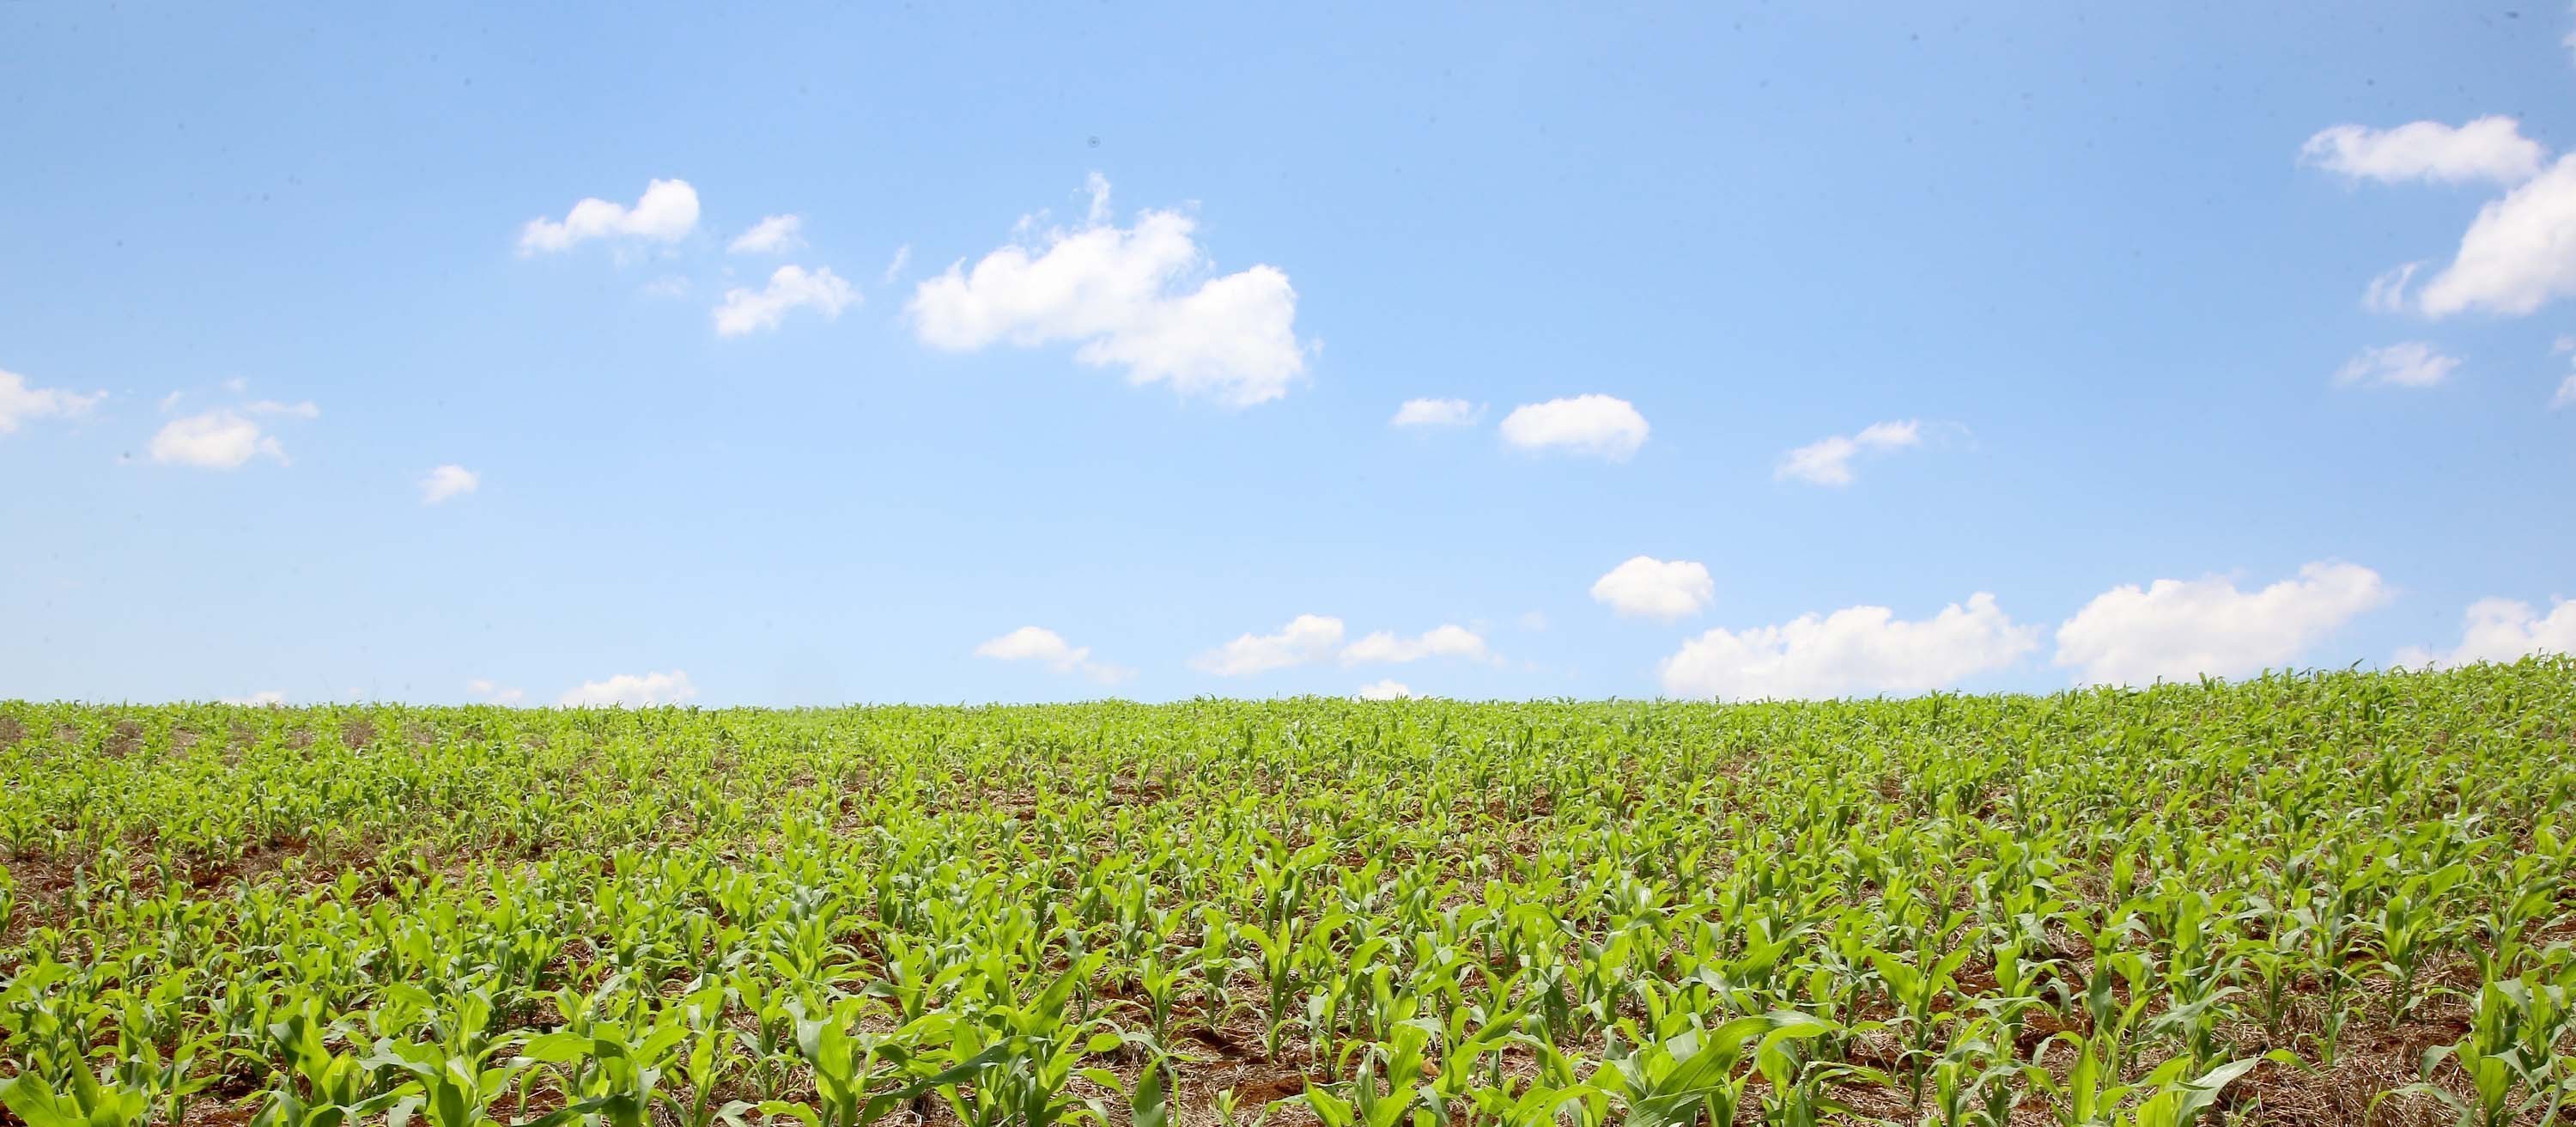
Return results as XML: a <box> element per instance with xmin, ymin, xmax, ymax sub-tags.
<box><xmin>1498</xmin><ymin>395</ymin><xmax>1649</xmax><ymax>460</ymax></box>
<box><xmin>421</xmin><ymin>464</ymin><xmax>480</xmax><ymax>504</ymax></box>
<box><xmin>1776</xmin><ymin>419</ymin><xmax>1923</xmax><ymax>486</ymax></box>
<box><xmin>1390</xmin><ymin>398</ymin><xmax>1479</xmax><ymax>427</ymax></box>
<box><xmin>973</xmin><ymin>626</ymin><xmax>1135</xmax><ymax>685</ymax></box>
<box><xmin>519</xmin><ymin>180</ymin><xmax>701</xmax><ymax>255</ymax></box>
<box><xmin>726</xmin><ymin>215</ymin><xmax>805</xmax><ymax>254</ymax></box>
<box><xmin>0</xmin><ymin>366</ymin><xmax>105</xmax><ymax>434</ymax></box>
<box><xmin>713</xmin><ymin>265</ymin><xmax>858</xmax><ymax>336</ymax></box>
<box><xmin>2334</xmin><ymin>342</ymin><xmax>2458</xmax><ymax>389</ymax></box>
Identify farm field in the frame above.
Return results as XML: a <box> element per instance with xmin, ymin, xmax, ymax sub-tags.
<box><xmin>3</xmin><ymin>662</ymin><xmax>2574</xmax><ymax>1127</ymax></box>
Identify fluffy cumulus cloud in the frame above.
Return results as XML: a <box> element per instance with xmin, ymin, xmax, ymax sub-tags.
<box><xmin>1340</xmin><ymin>624</ymin><xmax>1491</xmax><ymax>666</ymax></box>
<box><xmin>908</xmin><ymin>175</ymin><xmax>1304</xmax><ymax>407</ymax></box>
<box><xmin>1590</xmin><ymin>556</ymin><xmax>1715</xmax><ymax>621</ymax></box>
<box><xmin>1190</xmin><ymin>614</ymin><xmax>1346</xmax><ymax>676</ymax></box>
<box><xmin>713</xmin><ymin>265</ymin><xmax>858</xmax><ymax>336</ymax></box>
<box><xmin>558</xmin><ymin>670</ymin><xmax>698</xmax><ymax>707</ymax></box>
<box><xmin>972</xmin><ymin>625</ymin><xmax>1135</xmax><ymax>685</ymax></box>
<box><xmin>2415</xmin><ymin>155</ymin><xmax>2576</xmax><ymax>317</ymax></box>
<box><xmin>2334</xmin><ymin>342</ymin><xmax>2458</xmax><ymax>389</ymax></box>
<box><xmin>2395</xmin><ymin>598</ymin><xmax>2576</xmax><ymax>667</ymax></box>
<box><xmin>421</xmin><ymin>464</ymin><xmax>479</xmax><ymax>503</ymax></box>
<box><xmin>2303</xmin><ymin>118</ymin><xmax>2576</xmax><ymax>319</ymax></box>
<box><xmin>726</xmin><ymin>214</ymin><xmax>804</xmax><ymax>254</ymax></box>
<box><xmin>222</xmin><ymin>691</ymin><xmax>288</xmax><ymax>706</ymax></box>
<box><xmin>1</xmin><ymin>367</ymin><xmax>105</xmax><ymax>433</ymax></box>
<box><xmin>1498</xmin><ymin>394</ymin><xmax>1649</xmax><ymax>460</ymax></box>
<box><xmin>519</xmin><ymin>180</ymin><xmax>701</xmax><ymax>255</ymax></box>
<box><xmin>1777</xmin><ymin>420</ymin><xmax>1922</xmax><ymax>486</ymax></box>
<box><xmin>1355</xmin><ymin>679</ymin><xmax>1413</xmax><ymax>700</ymax></box>
<box><xmin>149</xmin><ymin>399</ymin><xmax>317</xmax><ymax>470</ymax></box>
<box><xmin>2053</xmin><ymin>561</ymin><xmax>2391</xmax><ymax>685</ymax></box>
<box><xmin>1660</xmin><ymin>594</ymin><xmax>2038</xmax><ymax>700</ymax></box>
<box><xmin>1390</xmin><ymin>398</ymin><xmax>1477</xmax><ymax>427</ymax></box>
<box><xmin>2300</xmin><ymin>117</ymin><xmax>2546</xmax><ymax>186</ymax></box>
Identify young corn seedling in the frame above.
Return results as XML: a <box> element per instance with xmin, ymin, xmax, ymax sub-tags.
<box><xmin>1918</xmin><ymin>1023</ymin><xmax>2025</xmax><ymax>1127</ymax></box>
<box><xmin>2227</xmin><ymin>912</ymin><xmax>2306</xmax><ymax>1044</ymax></box>
<box><xmin>1869</xmin><ymin>945</ymin><xmax>1972</xmax><ymax>1107</ymax></box>
<box><xmin>933</xmin><ymin>956</ymin><xmax>1127</xmax><ymax>1127</ymax></box>
<box><xmin>1751</xmin><ymin>1023</ymin><xmax>1874</xmax><ymax>1127</ymax></box>
<box><xmin>659</xmin><ymin>984</ymin><xmax>749</xmax><ymax>1127</ymax></box>
<box><xmin>0</xmin><ymin>1062</ymin><xmax>157</xmax><ymax>1127</ymax></box>
<box><xmin>757</xmin><ymin>1001</ymin><xmax>1003</xmax><ymax>1127</ymax></box>
<box><xmin>513</xmin><ymin>1018</ymin><xmax>686</xmax><ymax>1127</ymax></box>
<box><xmin>2378</xmin><ymin>973</ymin><xmax>2576</xmax><ymax>1127</ymax></box>
<box><xmin>362</xmin><ymin>1036</ymin><xmax>526</xmax><ymax>1127</ymax></box>
<box><xmin>2112</xmin><ymin>1057</ymin><xmax>2261</xmax><ymax>1127</ymax></box>
<box><xmin>1593</xmin><ymin>1009</ymin><xmax>1838</xmax><ymax>1127</ymax></box>
<box><xmin>2369</xmin><ymin>864</ymin><xmax>2466</xmax><ymax>1024</ymax></box>
<box><xmin>1291</xmin><ymin>1021</ymin><xmax>1440</xmax><ymax>1127</ymax></box>
<box><xmin>247</xmin><ymin>1000</ymin><xmax>407</xmax><ymax>1127</ymax></box>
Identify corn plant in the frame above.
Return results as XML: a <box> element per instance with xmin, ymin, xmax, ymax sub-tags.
<box><xmin>4</xmin><ymin>661</ymin><xmax>2574</xmax><ymax>1124</ymax></box>
<box><xmin>2379</xmin><ymin>972</ymin><xmax>2576</xmax><ymax>1127</ymax></box>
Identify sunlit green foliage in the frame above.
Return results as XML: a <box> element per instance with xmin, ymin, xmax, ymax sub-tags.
<box><xmin>3</xmin><ymin>660</ymin><xmax>2573</xmax><ymax>1124</ymax></box>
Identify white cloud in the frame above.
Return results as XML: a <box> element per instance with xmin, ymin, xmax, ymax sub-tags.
<box><xmin>972</xmin><ymin>625</ymin><xmax>1135</xmax><ymax>685</ymax></box>
<box><xmin>149</xmin><ymin>410</ymin><xmax>289</xmax><ymax>468</ymax></box>
<box><xmin>0</xmin><ymin>367</ymin><xmax>105</xmax><ymax>433</ymax></box>
<box><xmin>519</xmin><ymin>179</ymin><xmax>701</xmax><ymax>255</ymax></box>
<box><xmin>1355</xmin><ymin>679</ymin><xmax>1413</xmax><ymax>700</ymax></box>
<box><xmin>2334</xmin><ymin>342</ymin><xmax>2459</xmax><ymax>388</ymax></box>
<box><xmin>1390</xmin><ymin>398</ymin><xmax>1478</xmax><ymax>427</ymax></box>
<box><xmin>1498</xmin><ymin>394</ymin><xmax>1649</xmax><ymax>460</ymax></box>
<box><xmin>2364</xmin><ymin>263</ymin><xmax>2421</xmax><ymax>313</ymax></box>
<box><xmin>882</xmin><ymin>245</ymin><xmax>912</xmax><ymax>284</ymax></box>
<box><xmin>2053</xmin><ymin>561</ymin><xmax>2391</xmax><ymax>685</ymax></box>
<box><xmin>1340</xmin><ymin>624</ymin><xmax>1491</xmax><ymax>666</ymax></box>
<box><xmin>1776</xmin><ymin>419</ymin><xmax>1923</xmax><ymax>485</ymax></box>
<box><xmin>1191</xmin><ymin>614</ymin><xmax>1346</xmax><ymax>676</ymax></box>
<box><xmin>421</xmin><ymin>464</ymin><xmax>479</xmax><ymax>504</ymax></box>
<box><xmin>641</xmin><ymin>275</ymin><xmax>691</xmax><ymax>299</ymax></box>
<box><xmin>2417</xmin><ymin>155</ymin><xmax>2576</xmax><ymax>317</ymax></box>
<box><xmin>713</xmin><ymin>265</ymin><xmax>858</xmax><ymax>336</ymax></box>
<box><xmin>2553</xmin><ymin>372</ymin><xmax>2576</xmax><ymax>410</ymax></box>
<box><xmin>1661</xmin><ymin>593</ymin><xmax>2037</xmax><ymax>700</ymax></box>
<box><xmin>222</xmin><ymin>691</ymin><xmax>287</xmax><ymax>706</ymax></box>
<box><xmin>558</xmin><ymin>670</ymin><xmax>698</xmax><ymax>707</ymax></box>
<box><xmin>1518</xmin><ymin>610</ymin><xmax>1550</xmax><ymax>631</ymax></box>
<box><xmin>2395</xmin><ymin>597</ymin><xmax>2576</xmax><ymax>667</ymax></box>
<box><xmin>465</xmin><ymin>678</ymin><xmax>526</xmax><ymax>705</ymax></box>
<box><xmin>1590</xmin><ymin>556</ymin><xmax>1715</xmax><ymax>621</ymax></box>
<box><xmin>726</xmin><ymin>214</ymin><xmax>805</xmax><ymax>254</ymax></box>
<box><xmin>908</xmin><ymin>175</ymin><xmax>1305</xmax><ymax>407</ymax></box>
<box><xmin>2300</xmin><ymin>117</ymin><xmax>2546</xmax><ymax>186</ymax></box>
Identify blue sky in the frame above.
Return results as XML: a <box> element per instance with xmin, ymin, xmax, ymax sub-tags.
<box><xmin>5</xmin><ymin>3</ymin><xmax>2573</xmax><ymax>706</ymax></box>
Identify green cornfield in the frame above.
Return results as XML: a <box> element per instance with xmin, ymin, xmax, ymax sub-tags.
<box><xmin>4</xmin><ymin>661</ymin><xmax>2574</xmax><ymax>1126</ymax></box>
